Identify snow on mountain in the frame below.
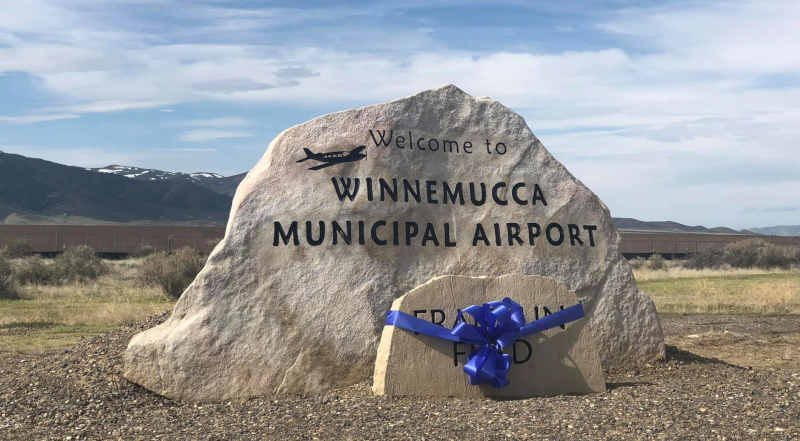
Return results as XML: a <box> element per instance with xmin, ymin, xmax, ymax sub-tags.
<box><xmin>89</xmin><ymin>165</ymin><xmax>219</xmax><ymax>183</ymax></box>
<box><xmin>190</xmin><ymin>172</ymin><xmax>224</xmax><ymax>179</ymax></box>
<box><xmin>86</xmin><ymin>165</ymin><xmax>245</xmax><ymax>197</ymax></box>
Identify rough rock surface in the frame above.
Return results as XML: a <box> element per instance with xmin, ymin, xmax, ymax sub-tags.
<box><xmin>373</xmin><ymin>275</ymin><xmax>606</xmax><ymax>397</ymax></box>
<box><xmin>124</xmin><ymin>85</ymin><xmax>665</xmax><ymax>401</ymax></box>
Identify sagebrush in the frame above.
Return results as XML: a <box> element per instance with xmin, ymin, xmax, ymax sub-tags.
<box><xmin>684</xmin><ymin>239</ymin><xmax>799</xmax><ymax>270</ymax></box>
<box><xmin>628</xmin><ymin>256</ymin><xmax>647</xmax><ymax>269</ymax></box>
<box><xmin>137</xmin><ymin>247</ymin><xmax>206</xmax><ymax>299</ymax></box>
<box><xmin>647</xmin><ymin>254</ymin><xmax>667</xmax><ymax>270</ymax></box>
<box><xmin>55</xmin><ymin>245</ymin><xmax>109</xmax><ymax>282</ymax></box>
<box><xmin>204</xmin><ymin>238</ymin><xmax>222</xmax><ymax>255</ymax></box>
<box><xmin>0</xmin><ymin>254</ymin><xmax>19</xmax><ymax>299</ymax></box>
<box><xmin>1</xmin><ymin>238</ymin><xmax>36</xmax><ymax>259</ymax></box>
<box><xmin>133</xmin><ymin>244</ymin><xmax>158</xmax><ymax>258</ymax></box>
<box><xmin>12</xmin><ymin>245</ymin><xmax>108</xmax><ymax>285</ymax></box>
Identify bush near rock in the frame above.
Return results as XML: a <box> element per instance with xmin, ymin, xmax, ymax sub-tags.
<box><xmin>204</xmin><ymin>238</ymin><xmax>222</xmax><ymax>255</ymax></box>
<box><xmin>137</xmin><ymin>247</ymin><xmax>206</xmax><ymax>299</ymax></box>
<box><xmin>628</xmin><ymin>256</ymin><xmax>646</xmax><ymax>269</ymax></box>
<box><xmin>0</xmin><ymin>254</ymin><xmax>19</xmax><ymax>299</ymax></box>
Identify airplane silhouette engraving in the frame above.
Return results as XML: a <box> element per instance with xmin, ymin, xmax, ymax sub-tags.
<box><xmin>297</xmin><ymin>146</ymin><xmax>367</xmax><ymax>170</ymax></box>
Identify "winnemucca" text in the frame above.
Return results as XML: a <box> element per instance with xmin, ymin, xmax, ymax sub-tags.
<box><xmin>329</xmin><ymin>177</ymin><xmax>547</xmax><ymax>206</ymax></box>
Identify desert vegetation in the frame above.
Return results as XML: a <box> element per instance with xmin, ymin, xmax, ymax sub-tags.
<box><xmin>9</xmin><ymin>245</ymin><xmax>109</xmax><ymax>286</ymax></box>
<box><xmin>0</xmin><ymin>244</ymin><xmax>208</xmax><ymax>353</ymax></box>
<box><xmin>136</xmin><ymin>247</ymin><xmax>207</xmax><ymax>299</ymax></box>
<box><xmin>638</xmin><ymin>270</ymin><xmax>800</xmax><ymax>315</ymax></box>
<box><xmin>630</xmin><ymin>239</ymin><xmax>800</xmax><ymax>315</ymax></box>
<box><xmin>682</xmin><ymin>238</ymin><xmax>800</xmax><ymax>270</ymax></box>
<box><xmin>2</xmin><ymin>239</ymin><xmax>799</xmax><ymax>353</ymax></box>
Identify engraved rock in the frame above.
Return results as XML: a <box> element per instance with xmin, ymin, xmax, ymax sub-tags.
<box><xmin>123</xmin><ymin>85</ymin><xmax>664</xmax><ymax>401</ymax></box>
<box><xmin>373</xmin><ymin>274</ymin><xmax>606</xmax><ymax>398</ymax></box>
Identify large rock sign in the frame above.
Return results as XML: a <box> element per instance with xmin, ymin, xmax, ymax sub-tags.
<box><xmin>373</xmin><ymin>275</ymin><xmax>606</xmax><ymax>398</ymax></box>
<box><xmin>124</xmin><ymin>85</ymin><xmax>665</xmax><ymax>401</ymax></box>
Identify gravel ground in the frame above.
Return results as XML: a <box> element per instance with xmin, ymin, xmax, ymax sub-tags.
<box><xmin>1</xmin><ymin>313</ymin><xmax>799</xmax><ymax>440</ymax></box>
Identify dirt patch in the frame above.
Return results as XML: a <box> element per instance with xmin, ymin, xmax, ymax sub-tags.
<box><xmin>1</xmin><ymin>314</ymin><xmax>798</xmax><ymax>440</ymax></box>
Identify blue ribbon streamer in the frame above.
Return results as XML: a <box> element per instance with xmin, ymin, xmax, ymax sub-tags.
<box><xmin>385</xmin><ymin>299</ymin><xmax>585</xmax><ymax>388</ymax></box>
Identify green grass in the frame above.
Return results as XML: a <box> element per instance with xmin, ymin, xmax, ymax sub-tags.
<box><xmin>638</xmin><ymin>270</ymin><xmax>800</xmax><ymax>315</ymax></box>
<box><xmin>0</xmin><ymin>322</ymin><xmax>116</xmax><ymax>353</ymax></box>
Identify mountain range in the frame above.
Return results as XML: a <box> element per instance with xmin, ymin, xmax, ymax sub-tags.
<box><xmin>747</xmin><ymin>225</ymin><xmax>800</xmax><ymax>236</ymax></box>
<box><xmin>0</xmin><ymin>151</ymin><xmax>233</xmax><ymax>225</ymax></box>
<box><xmin>0</xmin><ymin>151</ymin><xmax>796</xmax><ymax>235</ymax></box>
<box><xmin>611</xmin><ymin>218</ymin><xmax>749</xmax><ymax>235</ymax></box>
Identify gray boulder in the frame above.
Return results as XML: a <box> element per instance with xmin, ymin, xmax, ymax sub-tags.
<box><xmin>124</xmin><ymin>85</ymin><xmax>665</xmax><ymax>401</ymax></box>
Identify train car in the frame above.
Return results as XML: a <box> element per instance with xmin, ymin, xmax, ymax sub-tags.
<box><xmin>0</xmin><ymin>225</ymin><xmax>225</xmax><ymax>255</ymax></box>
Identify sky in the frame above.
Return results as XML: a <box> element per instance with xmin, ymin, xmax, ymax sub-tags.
<box><xmin>0</xmin><ymin>0</ymin><xmax>798</xmax><ymax>230</ymax></box>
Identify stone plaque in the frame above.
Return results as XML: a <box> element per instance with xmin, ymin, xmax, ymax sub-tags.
<box><xmin>124</xmin><ymin>85</ymin><xmax>664</xmax><ymax>402</ymax></box>
<box><xmin>373</xmin><ymin>274</ymin><xmax>605</xmax><ymax>398</ymax></box>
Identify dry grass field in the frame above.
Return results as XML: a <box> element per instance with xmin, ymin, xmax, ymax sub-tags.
<box><xmin>0</xmin><ymin>259</ymin><xmax>173</xmax><ymax>353</ymax></box>
<box><xmin>1</xmin><ymin>257</ymin><xmax>798</xmax><ymax>354</ymax></box>
<box><xmin>635</xmin><ymin>266</ymin><xmax>800</xmax><ymax>315</ymax></box>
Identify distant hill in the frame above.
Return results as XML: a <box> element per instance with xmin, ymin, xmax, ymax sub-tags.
<box><xmin>747</xmin><ymin>225</ymin><xmax>800</xmax><ymax>237</ymax></box>
<box><xmin>86</xmin><ymin>165</ymin><xmax>246</xmax><ymax>197</ymax></box>
<box><xmin>203</xmin><ymin>173</ymin><xmax>247</xmax><ymax>197</ymax></box>
<box><xmin>0</xmin><ymin>152</ymin><xmax>231</xmax><ymax>224</ymax></box>
<box><xmin>612</xmin><ymin>218</ymin><xmax>749</xmax><ymax>235</ymax></box>
<box><xmin>3</xmin><ymin>151</ymin><xmax>790</xmax><ymax>232</ymax></box>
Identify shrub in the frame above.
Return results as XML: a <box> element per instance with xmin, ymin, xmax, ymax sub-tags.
<box><xmin>133</xmin><ymin>244</ymin><xmax>157</xmax><ymax>258</ymax></box>
<box><xmin>628</xmin><ymin>256</ymin><xmax>647</xmax><ymax>270</ymax></box>
<box><xmin>12</xmin><ymin>255</ymin><xmax>60</xmax><ymax>285</ymax></box>
<box><xmin>683</xmin><ymin>249</ymin><xmax>724</xmax><ymax>270</ymax></box>
<box><xmin>1</xmin><ymin>238</ymin><xmax>36</xmax><ymax>258</ymax></box>
<box><xmin>723</xmin><ymin>239</ymin><xmax>765</xmax><ymax>268</ymax></box>
<box><xmin>137</xmin><ymin>247</ymin><xmax>206</xmax><ymax>299</ymax></box>
<box><xmin>54</xmin><ymin>245</ymin><xmax>108</xmax><ymax>282</ymax></box>
<box><xmin>0</xmin><ymin>254</ymin><xmax>19</xmax><ymax>299</ymax></box>
<box><xmin>647</xmin><ymin>254</ymin><xmax>667</xmax><ymax>271</ymax></box>
<box><xmin>755</xmin><ymin>243</ymin><xmax>794</xmax><ymax>270</ymax></box>
<box><xmin>204</xmin><ymin>238</ymin><xmax>222</xmax><ymax>255</ymax></box>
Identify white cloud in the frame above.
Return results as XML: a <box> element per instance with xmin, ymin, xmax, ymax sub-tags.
<box><xmin>600</xmin><ymin>0</ymin><xmax>800</xmax><ymax>74</ymax></box>
<box><xmin>0</xmin><ymin>113</ymin><xmax>79</xmax><ymax>124</ymax></box>
<box><xmin>155</xmin><ymin>147</ymin><xmax>218</xmax><ymax>152</ymax></box>
<box><xmin>170</xmin><ymin>117</ymin><xmax>253</xmax><ymax>128</ymax></box>
<box><xmin>178</xmin><ymin>130</ymin><xmax>253</xmax><ymax>142</ymax></box>
<box><xmin>1</xmin><ymin>0</ymin><xmax>798</xmax><ymax>227</ymax></box>
<box><xmin>41</xmin><ymin>100</ymin><xmax>171</xmax><ymax>114</ymax></box>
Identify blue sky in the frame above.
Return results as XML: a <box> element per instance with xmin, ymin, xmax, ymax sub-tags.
<box><xmin>0</xmin><ymin>0</ymin><xmax>798</xmax><ymax>229</ymax></box>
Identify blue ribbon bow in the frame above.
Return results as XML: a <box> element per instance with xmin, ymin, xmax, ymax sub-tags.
<box><xmin>385</xmin><ymin>298</ymin><xmax>585</xmax><ymax>388</ymax></box>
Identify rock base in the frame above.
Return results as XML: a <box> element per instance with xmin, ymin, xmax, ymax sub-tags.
<box><xmin>373</xmin><ymin>274</ymin><xmax>606</xmax><ymax>398</ymax></box>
